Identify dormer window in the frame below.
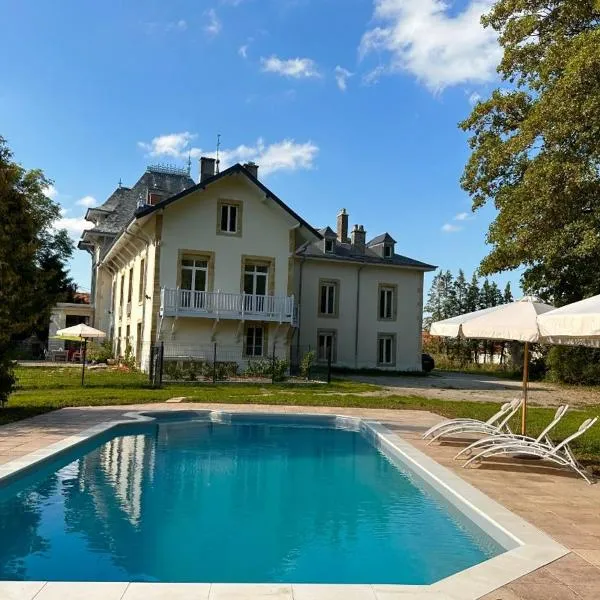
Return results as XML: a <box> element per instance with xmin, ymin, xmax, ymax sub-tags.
<box><xmin>147</xmin><ymin>192</ymin><xmax>163</xmax><ymax>206</ymax></box>
<box><xmin>384</xmin><ymin>244</ymin><xmax>393</xmax><ymax>258</ymax></box>
<box><xmin>325</xmin><ymin>239</ymin><xmax>335</xmax><ymax>254</ymax></box>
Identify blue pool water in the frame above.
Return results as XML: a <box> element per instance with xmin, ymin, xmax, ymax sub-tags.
<box><xmin>0</xmin><ymin>417</ymin><xmax>502</xmax><ymax>584</ymax></box>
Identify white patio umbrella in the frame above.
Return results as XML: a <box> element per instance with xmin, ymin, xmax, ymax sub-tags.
<box><xmin>55</xmin><ymin>324</ymin><xmax>106</xmax><ymax>385</ymax></box>
<box><xmin>430</xmin><ymin>297</ymin><xmax>555</xmax><ymax>434</ymax></box>
<box><xmin>538</xmin><ymin>294</ymin><xmax>600</xmax><ymax>347</ymax></box>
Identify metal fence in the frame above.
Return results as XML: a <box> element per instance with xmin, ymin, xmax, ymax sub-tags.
<box><xmin>146</xmin><ymin>342</ymin><xmax>331</xmax><ymax>387</ymax></box>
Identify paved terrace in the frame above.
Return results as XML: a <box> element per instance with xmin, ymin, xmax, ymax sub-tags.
<box><xmin>1</xmin><ymin>403</ymin><xmax>599</xmax><ymax>600</ymax></box>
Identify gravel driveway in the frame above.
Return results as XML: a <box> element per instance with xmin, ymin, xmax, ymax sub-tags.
<box><xmin>344</xmin><ymin>371</ymin><xmax>600</xmax><ymax>407</ymax></box>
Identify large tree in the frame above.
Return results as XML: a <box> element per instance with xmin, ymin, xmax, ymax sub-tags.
<box><xmin>0</xmin><ymin>136</ymin><xmax>74</xmax><ymax>404</ymax></box>
<box><xmin>460</xmin><ymin>1</ymin><xmax>600</xmax><ymax>304</ymax></box>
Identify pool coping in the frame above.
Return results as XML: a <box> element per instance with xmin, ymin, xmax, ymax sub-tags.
<box><xmin>0</xmin><ymin>409</ymin><xmax>569</xmax><ymax>600</ymax></box>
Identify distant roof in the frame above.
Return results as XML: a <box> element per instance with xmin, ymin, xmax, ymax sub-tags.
<box><xmin>367</xmin><ymin>233</ymin><xmax>396</xmax><ymax>246</ymax></box>
<box><xmin>79</xmin><ymin>167</ymin><xmax>195</xmax><ymax>257</ymax></box>
<box><xmin>319</xmin><ymin>226</ymin><xmax>337</xmax><ymax>238</ymax></box>
<box><xmin>297</xmin><ymin>238</ymin><xmax>436</xmax><ymax>270</ymax></box>
<box><xmin>135</xmin><ymin>163</ymin><xmax>322</xmax><ymax>239</ymax></box>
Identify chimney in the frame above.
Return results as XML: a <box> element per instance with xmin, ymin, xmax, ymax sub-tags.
<box><xmin>199</xmin><ymin>157</ymin><xmax>216</xmax><ymax>182</ymax></box>
<box><xmin>337</xmin><ymin>208</ymin><xmax>349</xmax><ymax>243</ymax></box>
<box><xmin>244</xmin><ymin>161</ymin><xmax>259</xmax><ymax>179</ymax></box>
<box><xmin>351</xmin><ymin>224</ymin><xmax>366</xmax><ymax>254</ymax></box>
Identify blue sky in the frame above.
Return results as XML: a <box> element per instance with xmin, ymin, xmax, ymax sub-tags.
<box><xmin>0</xmin><ymin>0</ymin><xmax>522</xmax><ymax>296</ymax></box>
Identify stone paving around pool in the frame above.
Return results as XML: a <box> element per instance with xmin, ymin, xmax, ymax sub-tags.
<box><xmin>1</xmin><ymin>403</ymin><xmax>599</xmax><ymax>600</ymax></box>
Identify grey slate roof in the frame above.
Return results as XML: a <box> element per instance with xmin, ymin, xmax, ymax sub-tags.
<box><xmin>319</xmin><ymin>226</ymin><xmax>337</xmax><ymax>238</ymax></box>
<box><xmin>367</xmin><ymin>233</ymin><xmax>396</xmax><ymax>246</ymax></box>
<box><xmin>79</xmin><ymin>167</ymin><xmax>195</xmax><ymax>257</ymax></box>
<box><xmin>296</xmin><ymin>238</ymin><xmax>435</xmax><ymax>270</ymax></box>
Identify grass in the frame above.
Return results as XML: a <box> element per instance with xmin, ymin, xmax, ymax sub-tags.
<box><xmin>3</xmin><ymin>367</ymin><xmax>600</xmax><ymax>467</ymax></box>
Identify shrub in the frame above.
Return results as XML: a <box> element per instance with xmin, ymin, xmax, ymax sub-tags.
<box><xmin>300</xmin><ymin>350</ymin><xmax>316</xmax><ymax>379</ymax></box>
<box><xmin>0</xmin><ymin>356</ymin><xmax>15</xmax><ymax>407</ymax></box>
<box><xmin>87</xmin><ymin>340</ymin><xmax>114</xmax><ymax>364</ymax></box>
<box><xmin>546</xmin><ymin>346</ymin><xmax>600</xmax><ymax>385</ymax></box>
<box><xmin>245</xmin><ymin>358</ymin><xmax>288</xmax><ymax>381</ymax></box>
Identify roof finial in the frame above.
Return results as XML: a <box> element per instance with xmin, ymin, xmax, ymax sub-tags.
<box><xmin>118</xmin><ymin>178</ymin><xmax>122</xmax><ymax>189</ymax></box>
<box><xmin>187</xmin><ymin>152</ymin><xmax>191</xmax><ymax>176</ymax></box>
<box><xmin>216</xmin><ymin>133</ymin><xmax>221</xmax><ymax>174</ymax></box>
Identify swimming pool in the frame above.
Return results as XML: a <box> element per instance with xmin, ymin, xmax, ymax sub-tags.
<box><xmin>0</xmin><ymin>411</ymin><xmax>568</xmax><ymax>597</ymax></box>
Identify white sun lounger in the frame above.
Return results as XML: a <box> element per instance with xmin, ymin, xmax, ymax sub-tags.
<box><xmin>424</xmin><ymin>398</ymin><xmax>522</xmax><ymax>446</ymax></box>
<box><xmin>455</xmin><ymin>405</ymin><xmax>569</xmax><ymax>460</ymax></box>
<box><xmin>423</xmin><ymin>398</ymin><xmax>521</xmax><ymax>440</ymax></box>
<box><xmin>463</xmin><ymin>416</ymin><xmax>598</xmax><ymax>484</ymax></box>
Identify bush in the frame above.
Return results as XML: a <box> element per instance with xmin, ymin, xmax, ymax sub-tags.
<box><xmin>300</xmin><ymin>350</ymin><xmax>315</xmax><ymax>379</ymax></box>
<box><xmin>0</xmin><ymin>356</ymin><xmax>15</xmax><ymax>407</ymax></box>
<box><xmin>87</xmin><ymin>340</ymin><xmax>114</xmax><ymax>364</ymax></box>
<box><xmin>546</xmin><ymin>346</ymin><xmax>600</xmax><ymax>385</ymax></box>
<box><xmin>245</xmin><ymin>358</ymin><xmax>289</xmax><ymax>381</ymax></box>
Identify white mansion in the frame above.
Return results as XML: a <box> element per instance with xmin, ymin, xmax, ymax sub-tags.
<box><xmin>79</xmin><ymin>159</ymin><xmax>435</xmax><ymax>371</ymax></box>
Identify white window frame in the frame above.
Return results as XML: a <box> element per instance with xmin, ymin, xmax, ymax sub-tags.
<box><xmin>319</xmin><ymin>280</ymin><xmax>338</xmax><ymax>317</ymax></box>
<box><xmin>245</xmin><ymin>326</ymin><xmax>264</xmax><ymax>357</ymax></box>
<box><xmin>220</xmin><ymin>203</ymin><xmax>238</xmax><ymax>233</ymax></box>
<box><xmin>384</xmin><ymin>244</ymin><xmax>393</xmax><ymax>258</ymax></box>
<box><xmin>377</xmin><ymin>334</ymin><xmax>395</xmax><ymax>366</ymax></box>
<box><xmin>379</xmin><ymin>286</ymin><xmax>395</xmax><ymax>320</ymax></box>
<box><xmin>317</xmin><ymin>330</ymin><xmax>336</xmax><ymax>363</ymax></box>
<box><xmin>324</xmin><ymin>239</ymin><xmax>335</xmax><ymax>254</ymax></box>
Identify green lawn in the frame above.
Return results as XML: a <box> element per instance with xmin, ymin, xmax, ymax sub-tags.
<box><xmin>3</xmin><ymin>366</ymin><xmax>600</xmax><ymax>467</ymax></box>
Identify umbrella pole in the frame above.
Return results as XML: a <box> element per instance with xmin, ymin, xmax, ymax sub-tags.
<box><xmin>81</xmin><ymin>338</ymin><xmax>87</xmax><ymax>386</ymax></box>
<box><xmin>521</xmin><ymin>341</ymin><xmax>529</xmax><ymax>435</ymax></box>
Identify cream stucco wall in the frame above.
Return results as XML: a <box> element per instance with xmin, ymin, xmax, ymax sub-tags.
<box><xmin>297</xmin><ymin>258</ymin><xmax>424</xmax><ymax>371</ymax></box>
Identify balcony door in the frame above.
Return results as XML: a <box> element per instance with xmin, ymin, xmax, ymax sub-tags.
<box><xmin>243</xmin><ymin>264</ymin><xmax>268</xmax><ymax>313</ymax></box>
<box><xmin>180</xmin><ymin>257</ymin><xmax>208</xmax><ymax>309</ymax></box>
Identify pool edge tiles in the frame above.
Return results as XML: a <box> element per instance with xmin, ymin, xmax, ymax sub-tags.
<box><xmin>0</xmin><ymin>410</ymin><xmax>569</xmax><ymax>600</ymax></box>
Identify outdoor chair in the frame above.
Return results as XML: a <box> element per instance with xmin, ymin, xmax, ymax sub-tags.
<box><xmin>463</xmin><ymin>416</ymin><xmax>598</xmax><ymax>484</ymax></box>
<box><xmin>423</xmin><ymin>398</ymin><xmax>521</xmax><ymax>445</ymax></box>
<box><xmin>454</xmin><ymin>404</ymin><xmax>569</xmax><ymax>460</ymax></box>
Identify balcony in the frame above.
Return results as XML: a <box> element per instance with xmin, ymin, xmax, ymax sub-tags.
<box><xmin>160</xmin><ymin>288</ymin><xmax>297</xmax><ymax>325</ymax></box>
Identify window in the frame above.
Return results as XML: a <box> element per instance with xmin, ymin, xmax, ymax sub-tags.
<box><xmin>377</xmin><ymin>334</ymin><xmax>396</xmax><ymax>366</ymax></box>
<box><xmin>324</xmin><ymin>239</ymin><xmax>335</xmax><ymax>254</ymax></box>
<box><xmin>317</xmin><ymin>330</ymin><xmax>337</xmax><ymax>363</ymax></box>
<box><xmin>243</xmin><ymin>263</ymin><xmax>269</xmax><ymax>312</ymax></box>
<box><xmin>127</xmin><ymin>268</ymin><xmax>133</xmax><ymax>303</ymax></box>
<box><xmin>136</xmin><ymin>322</ymin><xmax>142</xmax><ymax>361</ymax></box>
<box><xmin>116</xmin><ymin>327</ymin><xmax>121</xmax><ymax>357</ymax></box>
<box><xmin>384</xmin><ymin>245</ymin><xmax>393</xmax><ymax>258</ymax></box>
<box><xmin>220</xmin><ymin>203</ymin><xmax>238</xmax><ymax>233</ymax></box>
<box><xmin>319</xmin><ymin>280</ymin><xmax>339</xmax><ymax>317</ymax></box>
<box><xmin>139</xmin><ymin>258</ymin><xmax>145</xmax><ymax>303</ymax></box>
<box><xmin>120</xmin><ymin>274</ymin><xmax>125</xmax><ymax>312</ymax></box>
<box><xmin>126</xmin><ymin>325</ymin><xmax>131</xmax><ymax>353</ymax></box>
<box><xmin>245</xmin><ymin>326</ymin><xmax>264</xmax><ymax>357</ymax></box>
<box><xmin>147</xmin><ymin>192</ymin><xmax>163</xmax><ymax>206</ymax></box>
<box><xmin>180</xmin><ymin>256</ymin><xmax>208</xmax><ymax>309</ymax></box>
<box><xmin>378</xmin><ymin>285</ymin><xmax>396</xmax><ymax>320</ymax></box>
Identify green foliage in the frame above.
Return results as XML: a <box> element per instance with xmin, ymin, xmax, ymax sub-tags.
<box><xmin>245</xmin><ymin>358</ymin><xmax>289</xmax><ymax>381</ymax></box>
<box><xmin>122</xmin><ymin>342</ymin><xmax>136</xmax><ymax>370</ymax></box>
<box><xmin>0</xmin><ymin>137</ymin><xmax>74</xmax><ymax>405</ymax></box>
<box><xmin>546</xmin><ymin>346</ymin><xmax>600</xmax><ymax>385</ymax></box>
<box><xmin>87</xmin><ymin>340</ymin><xmax>114</xmax><ymax>364</ymax></box>
<box><xmin>0</xmin><ymin>357</ymin><xmax>15</xmax><ymax>407</ymax></box>
<box><xmin>300</xmin><ymin>350</ymin><xmax>316</xmax><ymax>379</ymax></box>
<box><xmin>460</xmin><ymin>1</ymin><xmax>600</xmax><ymax>304</ymax></box>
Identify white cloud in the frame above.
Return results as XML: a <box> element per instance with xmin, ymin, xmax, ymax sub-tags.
<box><xmin>220</xmin><ymin>0</ymin><xmax>246</xmax><ymax>5</ymax></box>
<box><xmin>261</xmin><ymin>56</ymin><xmax>321</xmax><ymax>79</ymax></box>
<box><xmin>169</xmin><ymin>19</ymin><xmax>187</xmax><ymax>31</ymax></box>
<box><xmin>468</xmin><ymin>91</ymin><xmax>482</xmax><ymax>105</ymax></box>
<box><xmin>43</xmin><ymin>184</ymin><xmax>58</xmax><ymax>200</ymax></box>
<box><xmin>76</xmin><ymin>195</ymin><xmax>97</xmax><ymax>208</ymax></box>
<box><xmin>362</xmin><ymin>65</ymin><xmax>386</xmax><ymax>86</ymax></box>
<box><xmin>138</xmin><ymin>132</ymin><xmax>197</xmax><ymax>158</ymax></box>
<box><xmin>334</xmin><ymin>66</ymin><xmax>353</xmax><ymax>91</ymax></box>
<box><xmin>204</xmin><ymin>9</ymin><xmax>222</xmax><ymax>37</ymax></box>
<box><xmin>54</xmin><ymin>208</ymin><xmax>93</xmax><ymax>239</ymax></box>
<box><xmin>138</xmin><ymin>133</ymin><xmax>319</xmax><ymax>176</ymax></box>
<box><xmin>239</xmin><ymin>44</ymin><xmax>248</xmax><ymax>59</ymax></box>
<box><xmin>442</xmin><ymin>223</ymin><xmax>462</xmax><ymax>233</ymax></box>
<box><xmin>360</xmin><ymin>0</ymin><xmax>501</xmax><ymax>91</ymax></box>
<box><xmin>454</xmin><ymin>211</ymin><xmax>474</xmax><ymax>221</ymax></box>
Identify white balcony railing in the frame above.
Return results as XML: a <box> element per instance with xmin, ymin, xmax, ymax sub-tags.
<box><xmin>160</xmin><ymin>288</ymin><xmax>297</xmax><ymax>325</ymax></box>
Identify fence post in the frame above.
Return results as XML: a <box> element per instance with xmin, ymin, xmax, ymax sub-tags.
<box><xmin>149</xmin><ymin>343</ymin><xmax>155</xmax><ymax>385</ymax></box>
<box><xmin>212</xmin><ymin>341</ymin><xmax>217</xmax><ymax>384</ymax></box>
<box><xmin>271</xmin><ymin>343</ymin><xmax>276</xmax><ymax>384</ymax></box>
<box><xmin>158</xmin><ymin>342</ymin><xmax>164</xmax><ymax>387</ymax></box>
<box><xmin>327</xmin><ymin>345</ymin><xmax>332</xmax><ymax>384</ymax></box>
